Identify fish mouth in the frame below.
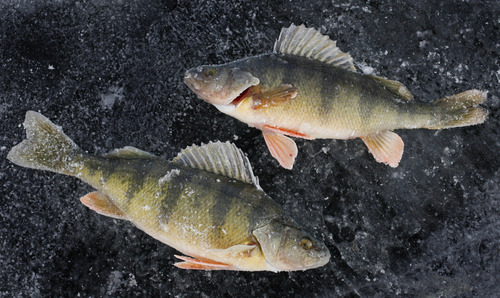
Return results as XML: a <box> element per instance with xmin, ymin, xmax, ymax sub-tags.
<box><xmin>306</xmin><ymin>248</ymin><xmax>331</xmax><ymax>269</ymax></box>
<box><xmin>184</xmin><ymin>71</ymin><xmax>215</xmax><ymax>102</ymax></box>
<box><xmin>184</xmin><ymin>72</ymin><xmax>201</xmax><ymax>91</ymax></box>
<box><xmin>184</xmin><ymin>69</ymin><xmax>254</xmax><ymax>106</ymax></box>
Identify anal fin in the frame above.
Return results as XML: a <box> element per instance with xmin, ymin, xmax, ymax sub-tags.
<box><xmin>80</xmin><ymin>191</ymin><xmax>127</xmax><ymax>220</ymax></box>
<box><xmin>252</xmin><ymin>84</ymin><xmax>298</xmax><ymax>109</ymax></box>
<box><xmin>174</xmin><ymin>255</ymin><xmax>232</xmax><ymax>270</ymax></box>
<box><xmin>361</xmin><ymin>130</ymin><xmax>404</xmax><ymax>168</ymax></box>
<box><xmin>262</xmin><ymin>130</ymin><xmax>298</xmax><ymax>170</ymax></box>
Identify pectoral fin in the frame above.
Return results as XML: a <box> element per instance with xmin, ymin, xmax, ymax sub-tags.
<box><xmin>361</xmin><ymin>130</ymin><xmax>404</xmax><ymax>168</ymax></box>
<box><xmin>80</xmin><ymin>191</ymin><xmax>127</xmax><ymax>220</ymax></box>
<box><xmin>252</xmin><ymin>84</ymin><xmax>298</xmax><ymax>109</ymax></box>
<box><xmin>174</xmin><ymin>255</ymin><xmax>232</xmax><ymax>270</ymax></box>
<box><xmin>262</xmin><ymin>130</ymin><xmax>298</xmax><ymax>170</ymax></box>
<box><xmin>207</xmin><ymin>244</ymin><xmax>257</xmax><ymax>257</ymax></box>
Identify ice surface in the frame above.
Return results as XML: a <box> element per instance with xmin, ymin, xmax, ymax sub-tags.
<box><xmin>1</xmin><ymin>0</ymin><xmax>499</xmax><ymax>296</ymax></box>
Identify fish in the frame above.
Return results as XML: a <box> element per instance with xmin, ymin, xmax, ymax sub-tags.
<box><xmin>7</xmin><ymin>111</ymin><xmax>330</xmax><ymax>272</ymax></box>
<box><xmin>184</xmin><ymin>24</ymin><xmax>488</xmax><ymax>169</ymax></box>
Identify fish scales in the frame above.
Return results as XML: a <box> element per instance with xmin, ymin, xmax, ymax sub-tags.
<box><xmin>232</xmin><ymin>53</ymin><xmax>433</xmax><ymax>138</ymax></box>
<box><xmin>79</xmin><ymin>157</ymin><xmax>276</xmax><ymax>250</ymax></box>
<box><xmin>10</xmin><ymin>114</ymin><xmax>329</xmax><ymax>272</ymax></box>
<box><xmin>184</xmin><ymin>24</ymin><xmax>487</xmax><ymax>168</ymax></box>
<box><xmin>43</xmin><ymin>151</ymin><xmax>258</xmax><ymax>253</ymax></box>
<box><xmin>154</xmin><ymin>170</ymin><xmax>265</xmax><ymax>250</ymax></box>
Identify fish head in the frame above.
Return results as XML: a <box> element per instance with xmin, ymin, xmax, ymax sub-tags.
<box><xmin>253</xmin><ymin>220</ymin><xmax>330</xmax><ymax>271</ymax></box>
<box><xmin>184</xmin><ymin>65</ymin><xmax>260</xmax><ymax>105</ymax></box>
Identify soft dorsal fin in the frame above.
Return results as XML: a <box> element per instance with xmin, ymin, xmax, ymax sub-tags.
<box><xmin>172</xmin><ymin>141</ymin><xmax>260</xmax><ymax>188</ymax></box>
<box><xmin>104</xmin><ymin>146</ymin><xmax>157</xmax><ymax>159</ymax></box>
<box><xmin>368</xmin><ymin>75</ymin><xmax>414</xmax><ymax>101</ymax></box>
<box><xmin>273</xmin><ymin>24</ymin><xmax>356</xmax><ymax>72</ymax></box>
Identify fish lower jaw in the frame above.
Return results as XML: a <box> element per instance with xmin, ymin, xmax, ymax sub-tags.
<box><xmin>264</xmin><ymin>261</ymin><xmax>281</xmax><ymax>273</ymax></box>
<box><xmin>214</xmin><ymin>103</ymin><xmax>237</xmax><ymax>114</ymax></box>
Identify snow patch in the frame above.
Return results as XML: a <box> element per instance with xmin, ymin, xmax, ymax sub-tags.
<box><xmin>100</xmin><ymin>85</ymin><xmax>125</xmax><ymax>109</ymax></box>
<box><xmin>357</xmin><ymin>62</ymin><xmax>376</xmax><ymax>75</ymax></box>
<box><xmin>159</xmin><ymin>169</ymin><xmax>181</xmax><ymax>184</ymax></box>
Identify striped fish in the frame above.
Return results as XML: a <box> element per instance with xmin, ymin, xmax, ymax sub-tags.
<box><xmin>184</xmin><ymin>24</ymin><xmax>488</xmax><ymax>169</ymax></box>
<box><xmin>7</xmin><ymin>111</ymin><xmax>330</xmax><ymax>272</ymax></box>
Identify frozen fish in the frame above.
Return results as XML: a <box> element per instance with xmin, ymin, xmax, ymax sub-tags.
<box><xmin>184</xmin><ymin>24</ymin><xmax>488</xmax><ymax>169</ymax></box>
<box><xmin>7</xmin><ymin>111</ymin><xmax>330</xmax><ymax>272</ymax></box>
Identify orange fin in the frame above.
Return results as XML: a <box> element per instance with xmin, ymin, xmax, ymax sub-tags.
<box><xmin>263</xmin><ymin>125</ymin><xmax>313</xmax><ymax>139</ymax></box>
<box><xmin>80</xmin><ymin>191</ymin><xmax>127</xmax><ymax>220</ymax></box>
<box><xmin>252</xmin><ymin>84</ymin><xmax>298</xmax><ymax>109</ymax></box>
<box><xmin>173</xmin><ymin>255</ymin><xmax>232</xmax><ymax>270</ymax></box>
<box><xmin>262</xmin><ymin>130</ymin><xmax>298</xmax><ymax>170</ymax></box>
<box><xmin>361</xmin><ymin>130</ymin><xmax>404</xmax><ymax>168</ymax></box>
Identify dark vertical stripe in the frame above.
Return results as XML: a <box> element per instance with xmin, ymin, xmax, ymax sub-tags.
<box><xmin>319</xmin><ymin>64</ymin><xmax>341</xmax><ymax>118</ymax></box>
<box><xmin>239</xmin><ymin>188</ymin><xmax>284</xmax><ymax>234</ymax></box>
<box><xmin>158</xmin><ymin>173</ymin><xmax>189</xmax><ymax>226</ymax></box>
<box><xmin>208</xmin><ymin>179</ymin><xmax>245</xmax><ymax>238</ymax></box>
<box><xmin>357</xmin><ymin>75</ymin><xmax>383</xmax><ymax>128</ymax></box>
<box><xmin>123</xmin><ymin>160</ymin><xmax>157</xmax><ymax>204</ymax></box>
<box><xmin>85</xmin><ymin>156</ymin><xmax>120</xmax><ymax>183</ymax></box>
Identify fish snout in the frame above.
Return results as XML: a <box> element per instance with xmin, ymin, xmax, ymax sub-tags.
<box><xmin>304</xmin><ymin>246</ymin><xmax>331</xmax><ymax>269</ymax></box>
<box><xmin>184</xmin><ymin>71</ymin><xmax>201</xmax><ymax>91</ymax></box>
<box><xmin>183</xmin><ymin>70</ymin><xmax>192</xmax><ymax>81</ymax></box>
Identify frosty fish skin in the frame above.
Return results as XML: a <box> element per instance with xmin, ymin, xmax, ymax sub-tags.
<box><xmin>7</xmin><ymin>111</ymin><xmax>330</xmax><ymax>272</ymax></box>
<box><xmin>184</xmin><ymin>24</ymin><xmax>488</xmax><ymax>169</ymax></box>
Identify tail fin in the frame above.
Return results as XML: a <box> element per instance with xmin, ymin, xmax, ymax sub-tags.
<box><xmin>7</xmin><ymin>111</ymin><xmax>84</xmax><ymax>175</ymax></box>
<box><xmin>428</xmin><ymin>89</ymin><xmax>488</xmax><ymax>129</ymax></box>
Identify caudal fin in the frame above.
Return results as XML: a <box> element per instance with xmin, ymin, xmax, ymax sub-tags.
<box><xmin>7</xmin><ymin>111</ymin><xmax>84</xmax><ymax>175</ymax></box>
<box><xmin>428</xmin><ymin>89</ymin><xmax>488</xmax><ymax>129</ymax></box>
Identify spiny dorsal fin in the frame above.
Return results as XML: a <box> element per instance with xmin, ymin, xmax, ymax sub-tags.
<box><xmin>172</xmin><ymin>141</ymin><xmax>260</xmax><ymax>188</ymax></box>
<box><xmin>273</xmin><ymin>24</ymin><xmax>356</xmax><ymax>72</ymax></box>
<box><xmin>368</xmin><ymin>75</ymin><xmax>414</xmax><ymax>101</ymax></box>
<box><xmin>104</xmin><ymin>146</ymin><xmax>157</xmax><ymax>159</ymax></box>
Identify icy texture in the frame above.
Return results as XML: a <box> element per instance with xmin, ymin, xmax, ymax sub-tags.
<box><xmin>1</xmin><ymin>0</ymin><xmax>499</xmax><ymax>296</ymax></box>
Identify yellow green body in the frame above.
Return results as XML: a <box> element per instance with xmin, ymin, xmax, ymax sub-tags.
<box><xmin>77</xmin><ymin>155</ymin><xmax>281</xmax><ymax>270</ymax></box>
<box><xmin>184</xmin><ymin>24</ymin><xmax>486</xmax><ymax>169</ymax></box>
<box><xmin>7</xmin><ymin>111</ymin><xmax>330</xmax><ymax>272</ymax></box>
<box><xmin>218</xmin><ymin>54</ymin><xmax>438</xmax><ymax>139</ymax></box>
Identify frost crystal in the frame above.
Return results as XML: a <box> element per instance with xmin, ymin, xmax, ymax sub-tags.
<box><xmin>159</xmin><ymin>169</ymin><xmax>181</xmax><ymax>184</ymax></box>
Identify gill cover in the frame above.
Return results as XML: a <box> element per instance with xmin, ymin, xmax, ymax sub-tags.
<box><xmin>184</xmin><ymin>65</ymin><xmax>259</xmax><ymax>105</ymax></box>
<box><xmin>252</xmin><ymin>220</ymin><xmax>330</xmax><ymax>272</ymax></box>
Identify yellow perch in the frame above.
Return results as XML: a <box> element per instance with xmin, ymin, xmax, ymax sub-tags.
<box><xmin>184</xmin><ymin>24</ymin><xmax>488</xmax><ymax>169</ymax></box>
<box><xmin>7</xmin><ymin>111</ymin><xmax>330</xmax><ymax>272</ymax></box>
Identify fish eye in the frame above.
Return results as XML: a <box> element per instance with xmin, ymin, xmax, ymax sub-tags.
<box><xmin>300</xmin><ymin>237</ymin><xmax>313</xmax><ymax>250</ymax></box>
<box><xmin>205</xmin><ymin>68</ymin><xmax>217</xmax><ymax>77</ymax></box>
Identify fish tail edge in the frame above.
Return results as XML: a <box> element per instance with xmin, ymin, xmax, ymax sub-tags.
<box><xmin>427</xmin><ymin>89</ymin><xmax>488</xmax><ymax>129</ymax></box>
<box><xmin>7</xmin><ymin>111</ymin><xmax>84</xmax><ymax>175</ymax></box>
